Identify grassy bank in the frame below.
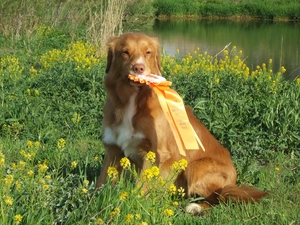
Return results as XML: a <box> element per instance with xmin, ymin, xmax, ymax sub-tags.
<box><xmin>0</xmin><ymin>25</ymin><xmax>300</xmax><ymax>224</ymax></box>
<box><xmin>154</xmin><ymin>0</ymin><xmax>300</xmax><ymax>20</ymax></box>
<box><xmin>0</xmin><ymin>1</ymin><xmax>300</xmax><ymax>224</ymax></box>
<box><xmin>0</xmin><ymin>0</ymin><xmax>155</xmax><ymax>54</ymax></box>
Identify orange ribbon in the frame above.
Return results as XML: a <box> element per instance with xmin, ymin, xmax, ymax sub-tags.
<box><xmin>151</xmin><ymin>85</ymin><xmax>205</xmax><ymax>156</ymax></box>
<box><xmin>128</xmin><ymin>74</ymin><xmax>205</xmax><ymax>156</ymax></box>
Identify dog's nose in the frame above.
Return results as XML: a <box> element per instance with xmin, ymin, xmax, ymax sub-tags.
<box><xmin>133</xmin><ymin>63</ymin><xmax>145</xmax><ymax>74</ymax></box>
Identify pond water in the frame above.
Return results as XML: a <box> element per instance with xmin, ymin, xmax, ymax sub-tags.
<box><xmin>143</xmin><ymin>19</ymin><xmax>300</xmax><ymax>80</ymax></box>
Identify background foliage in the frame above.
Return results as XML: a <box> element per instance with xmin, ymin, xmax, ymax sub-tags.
<box><xmin>0</xmin><ymin>0</ymin><xmax>299</xmax><ymax>224</ymax></box>
<box><xmin>154</xmin><ymin>0</ymin><xmax>300</xmax><ymax>20</ymax></box>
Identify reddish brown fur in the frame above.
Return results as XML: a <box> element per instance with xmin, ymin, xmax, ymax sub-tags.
<box><xmin>96</xmin><ymin>32</ymin><xmax>268</xmax><ymax>209</ymax></box>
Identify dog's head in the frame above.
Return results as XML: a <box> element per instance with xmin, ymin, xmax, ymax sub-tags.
<box><xmin>105</xmin><ymin>33</ymin><xmax>162</xmax><ymax>86</ymax></box>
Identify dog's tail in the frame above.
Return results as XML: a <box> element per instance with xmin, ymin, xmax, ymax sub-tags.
<box><xmin>216</xmin><ymin>185</ymin><xmax>268</xmax><ymax>203</ymax></box>
<box><xmin>185</xmin><ymin>185</ymin><xmax>268</xmax><ymax>215</ymax></box>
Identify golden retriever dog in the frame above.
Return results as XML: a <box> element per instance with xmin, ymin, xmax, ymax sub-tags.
<box><xmin>96</xmin><ymin>32</ymin><xmax>268</xmax><ymax>214</ymax></box>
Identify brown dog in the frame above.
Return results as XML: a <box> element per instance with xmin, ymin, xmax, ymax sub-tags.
<box><xmin>96</xmin><ymin>32</ymin><xmax>267</xmax><ymax>214</ymax></box>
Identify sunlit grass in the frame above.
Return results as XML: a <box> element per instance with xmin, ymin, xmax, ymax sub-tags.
<box><xmin>0</xmin><ymin>26</ymin><xmax>299</xmax><ymax>224</ymax></box>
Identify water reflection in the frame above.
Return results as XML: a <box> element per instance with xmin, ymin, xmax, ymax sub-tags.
<box><xmin>144</xmin><ymin>19</ymin><xmax>300</xmax><ymax>80</ymax></box>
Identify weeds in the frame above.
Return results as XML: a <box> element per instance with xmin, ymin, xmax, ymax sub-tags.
<box><xmin>154</xmin><ymin>0</ymin><xmax>300</xmax><ymax>20</ymax></box>
<box><xmin>0</xmin><ymin>0</ymin><xmax>155</xmax><ymax>53</ymax></box>
<box><xmin>0</xmin><ymin>24</ymin><xmax>299</xmax><ymax>224</ymax></box>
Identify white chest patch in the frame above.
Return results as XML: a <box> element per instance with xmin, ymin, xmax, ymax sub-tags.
<box><xmin>102</xmin><ymin>93</ymin><xmax>145</xmax><ymax>157</ymax></box>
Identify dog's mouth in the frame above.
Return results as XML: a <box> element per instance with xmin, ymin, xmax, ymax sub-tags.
<box><xmin>128</xmin><ymin>73</ymin><xmax>171</xmax><ymax>87</ymax></box>
<box><xmin>128</xmin><ymin>74</ymin><xmax>145</xmax><ymax>86</ymax></box>
<box><xmin>127</xmin><ymin>72</ymin><xmax>149</xmax><ymax>86</ymax></box>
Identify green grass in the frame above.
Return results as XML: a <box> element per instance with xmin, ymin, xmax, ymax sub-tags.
<box><xmin>154</xmin><ymin>0</ymin><xmax>300</xmax><ymax>20</ymax></box>
<box><xmin>0</xmin><ymin>25</ymin><xmax>300</xmax><ymax>224</ymax></box>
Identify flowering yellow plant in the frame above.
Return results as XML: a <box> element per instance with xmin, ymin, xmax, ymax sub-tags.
<box><xmin>171</xmin><ymin>158</ymin><xmax>188</xmax><ymax>172</ymax></box>
<box><xmin>120</xmin><ymin>191</ymin><xmax>129</xmax><ymax>201</ymax></box>
<box><xmin>120</xmin><ymin>157</ymin><xmax>131</xmax><ymax>169</ymax></box>
<box><xmin>163</xmin><ymin>208</ymin><xmax>174</xmax><ymax>217</ymax></box>
<box><xmin>145</xmin><ymin>151</ymin><xmax>156</xmax><ymax>164</ymax></box>
<box><xmin>57</xmin><ymin>138</ymin><xmax>66</xmax><ymax>149</ymax></box>
<box><xmin>40</xmin><ymin>41</ymin><xmax>100</xmax><ymax>72</ymax></box>
<box><xmin>107</xmin><ymin>166</ymin><xmax>118</xmax><ymax>179</ymax></box>
<box><xmin>141</xmin><ymin>166</ymin><xmax>160</xmax><ymax>181</ymax></box>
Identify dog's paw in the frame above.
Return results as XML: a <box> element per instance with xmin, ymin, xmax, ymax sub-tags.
<box><xmin>185</xmin><ymin>203</ymin><xmax>203</xmax><ymax>215</ymax></box>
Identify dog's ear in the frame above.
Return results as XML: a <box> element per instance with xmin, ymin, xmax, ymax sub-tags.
<box><xmin>105</xmin><ymin>37</ymin><xmax>117</xmax><ymax>73</ymax></box>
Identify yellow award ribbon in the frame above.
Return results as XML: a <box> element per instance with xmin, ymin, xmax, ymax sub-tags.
<box><xmin>152</xmin><ymin>85</ymin><xmax>205</xmax><ymax>156</ymax></box>
<box><xmin>128</xmin><ymin>74</ymin><xmax>205</xmax><ymax>156</ymax></box>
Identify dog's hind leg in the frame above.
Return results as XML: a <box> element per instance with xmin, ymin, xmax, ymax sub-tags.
<box><xmin>175</xmin><ymin>157</ymin><xmax>237</xmax><ymax>214</ymax></box>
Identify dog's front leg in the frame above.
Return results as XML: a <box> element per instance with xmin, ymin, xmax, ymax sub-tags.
<box><xmin>96</xmin><ymin>144</ymin><xmax>124</xmax><ymax>188</ymax></box>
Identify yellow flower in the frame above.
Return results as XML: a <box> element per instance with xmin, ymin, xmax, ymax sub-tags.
<box><xmin>83</xmin><ymin>179</ymin><xmax>89</xmax><ymax>186</ymax></box>
<box><xmin>140</xmin><ymin>222</ymin><xmax>148</xmax><ymax>225</ymax></box>
<box><xmin>18</xmin><ymin>160</ymin><xmax>26</xmax><ymax>168</ymax></box>
<box><xmin>178</xmin><ymin>187</ymin><xmax>185</xmax><ymax>197</ymax></box>
<box><xmin>151</xmin><ymin>166</ymin><xmax>160</xmax><ymax>177</ymax></box>
<box><xmin>142</xmin><ymin>169</ymin><xmax>153</xmax><ymax>180</ymax></box>
<box><xmin>20</xmin><ymin>149</ymin><xmax>26</xmax><ymax>156</ymax></box>
<box><xmin>120</xmin><ymin>191</ymin><xmax>129</xmax><ymax>201</ymax></box>
<box><xmin>81</xmin><ymin>188</ymin><xmax>88</xmax><ymax>194</ymax></box>
<box><xmin>43</xmin><ymin>184</ymin><xmax>50</xmax><ymax>190</ymax></box>
<box><xmin>14</xmin><ymin>214</ymin><xmax>23</xmax><ymax>224</ymax></box>
<box><xmin>30</xmin><ymin>66</ymin><xmax>38</xmax><ymax>77</ymax></box>
<box><xmin>27</xmin><ymin>170</ymin><xmax>34</xmax><ymax>176</ymax></box>
<box><xmin>3</xmin><ymin>174</ymin><xmax>14</xmax><ymax>186</ymax></box>
<box><xmin>110</xmin><ymin>207</ymin><xmax>120</xmax><ymax>217</ymax></box>
<box><xmin>169</xmin><ymin>184</ymin><xmax>177</xmax><ymax>195</ymax></box>
<box><xmin>4</xmin><ymin>196</ymin><xmax>13</xmax><ymax>205</ymax></box>
<box><xmin>158</xmin><ymin>176</ymin><xmax>166</xmax><ymax>185</ymax></box>
<box><xmin>120</xmin><ymin>157</ymin><xmax>131</xmax><ymax>169</ymax></box>
<box><xmin>40</xmin><ymin>179</ymin><xmax>46</xmax><ymax>184</ymax></box>
<box><xmin>71</xmin><ymin>113</ymin><xmax>82</xmax><ymax>124</ymax></box>
<box><xmin>296</xmin><ymin>78</ymin><xmax>300</xmax><ymax>84</ymax></box>
<box><xmin>142</xmin><ymin>166</ymin><xmax>160</xmax><ymax>181</ymax></box>
<box><xmin>38</xmin><ymin>163</ymin><xmax>49</xmax><ymax>173</ymax></box>
<box><xmin>15</xmin><ymin>181</ymin><xmax>21</xmax><ymax>191</ymax></box>
<box><xmin>35</xmin><ymin>141</ymin><xmax>41</xmax><ymax>148</ymax></box>
<box><xmin>173</xmin><ymin>201</ymin><xmax>179</xmax><ymax>206</ymax></box>
<box><xmin>145</xmin><ymin>151</ymin><xmax>156</xmax><ymax>164</ymax></box>
<box><xmin>275</xmin><ymin>167</ymin><xmax>280</xmax><ymax>171</ymax></box>
<box><xmin>57</xmin><ymin>138</ymin><xmax>66</xmax><ymax>149</ymax></box>
<box><xmin>171</xmin><ymin>159</ymin><xmax>188</xmax><ymax>172</ymax></box>
<box><xmin>27</xmin><ymin>140</ymin><xmax>33</xmax><ymax>148</ymax></box>
<box><xmin>97</xmin><ymin>218</ymin><xmax>104</xmax><ymax>224</ymax></box>
<box><xmin>107</xmin><ymin>166</ymin><xmax>118</xmax><ymax>179</ymax></box>
<box><xmin>94</xmin><ymin>155</ymin><xmax>99</xmax><ymax>161</ymax></box>
<box><xmin>164</xmin><ymin>209</ymin><xmax>174</xmax><ymax>217</ymax></box>
<box><xmin>0</xmin><ymin>152</ymin><xmax>5</xmax><ymax>167</ymax></box>
<box><xmin>126</xmin><ymin>214</ymin><xmax>134</xmax><ymax>223</ymax></box>
<box><xmin>71</xmin><ymin>161</ymin><xmax>77</xmax><ymax>169</ymax></box>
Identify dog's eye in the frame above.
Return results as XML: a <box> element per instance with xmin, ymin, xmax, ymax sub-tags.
<box><xmin>123</xmin><ymin>50</ymin><xmax>129</xmax><ymax>55</ymax></box>
<box><xmin>146</xmin><ymin>51</ymin><xmax>151</xmax><ymax>55</ymax></box>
